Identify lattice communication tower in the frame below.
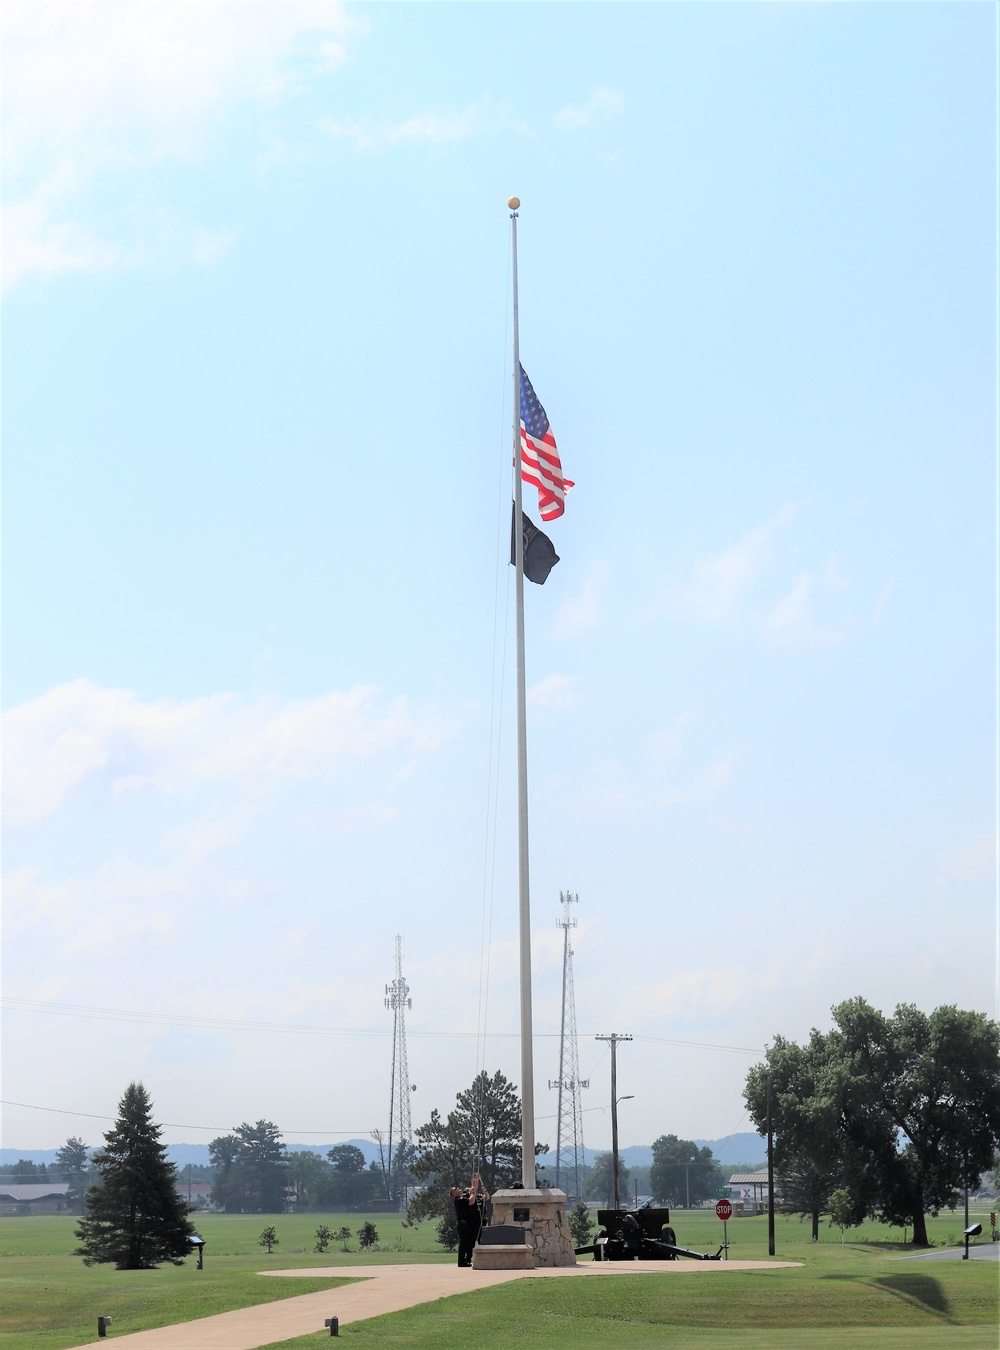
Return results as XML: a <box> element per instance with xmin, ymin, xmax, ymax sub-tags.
<box><xmin>548</xmin><ymin>891</ymin><xmax>589</xmax><ymax>1201</ymax></box>
<box><xmin>385</xmin><ymin>934</ymin><xmax>413</xmax><ymax>1206</ymax></box>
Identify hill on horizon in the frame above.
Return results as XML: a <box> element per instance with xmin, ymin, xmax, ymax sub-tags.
<box><xmin>1</xmin><ymin>1132</ymin><xmax>766</xmax><ymax>1172</ymax></box>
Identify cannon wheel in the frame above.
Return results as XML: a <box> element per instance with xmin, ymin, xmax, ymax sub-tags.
<box><xmin>661</xmin><ymin>1226</ymin><xmax>677</xmax><ymax>1249</ymax></box>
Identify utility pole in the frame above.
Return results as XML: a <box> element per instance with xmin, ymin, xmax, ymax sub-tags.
<box><xmin>596</xmin><ymin>1033</ymin><xmax>632</xmax><ymax>1211</ymax></box>
<box><xmin>766</xmin><ymin>1072</ymin><xmax>775</xmax><ymax>1256</ymax></box>
<box><xmin>548</xmin><ymin>892</ymin><xmax>589</xmax><ymax>1201</ymax></box>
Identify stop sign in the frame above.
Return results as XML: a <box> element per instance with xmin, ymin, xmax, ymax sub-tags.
<box><xmin>716</xmin><ymin>1198</ymin><xmax>733</xmax><ymax>1221</ymax></box>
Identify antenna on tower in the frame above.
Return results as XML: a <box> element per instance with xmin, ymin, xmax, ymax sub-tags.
<box><xmin>548</xmin><ymin>891</ymin><xmax>589</xmax><ymax>1202</ymax></box>
<box><xmin>384</xmin><ymin>934</ymin><xmax>413</xmax><ymax>1210</ymax></box>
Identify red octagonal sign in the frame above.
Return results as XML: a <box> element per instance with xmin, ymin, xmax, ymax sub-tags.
<box><xmin>715</xmin><ymin>1198</ymin><xmax>733</xmax><ymax>1221</ymax></box>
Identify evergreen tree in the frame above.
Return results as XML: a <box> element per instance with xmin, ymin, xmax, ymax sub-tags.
<box><xmin>409</xmin><ymin>1069</ymin><xmax>531</xmax><ymax>1223</ymax></box>
<box><xmin>209</xmin><ymin>1121</ymin><xmax>288</xmax><ymax>1213</ymax></box>
<box><xmin>56</xmin><ymin>1138</ymin><xmax>91</xmax><ymax>1213</ymax></box>
<box><xmin>75</xmin><ymin>1083</ymin><xmax>195</xmax><ymax>1269</ymax></box>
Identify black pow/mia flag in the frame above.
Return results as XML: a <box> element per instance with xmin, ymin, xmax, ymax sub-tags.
<box><xmin>510</xmin><ymin>505</ymin><xmax>560</xmax><ymax>585</ymax></box>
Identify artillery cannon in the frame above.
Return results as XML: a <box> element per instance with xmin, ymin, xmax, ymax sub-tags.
<box><xmin>575</xmin><ymin>1208</ymin><xmax>722</xmax><ymax>1262</ymax></box>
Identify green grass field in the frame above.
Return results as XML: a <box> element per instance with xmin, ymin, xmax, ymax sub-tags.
<box><xmin>2</xmin><ymin>1206</ymin><xmax>996</xmax><ymax>1350</ymax></box>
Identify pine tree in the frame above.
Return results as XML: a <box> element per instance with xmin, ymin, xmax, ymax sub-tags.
<box><xmin>75</xmin><ymin>1083</ymin><xmax>195</xmax><ymax>1269</ymax></box>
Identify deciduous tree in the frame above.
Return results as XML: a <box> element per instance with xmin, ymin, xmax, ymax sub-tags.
<box><xmin>324</xmin><ymin>1144</ymin><xmax>379</xmax><ymax>1209</ymax></box>
<box><xmin>745</xmin><ymin>999</ymin><xmax>1000</xmax><ymax>1247</ymax></box>
<box><xmin>650</xmin><ymin>1136</ymin><xmax>721</xmax><ymax>1208</ymax></box>
<box><xmin>831</xmin><ymin>998</ymin><xmax>1000</xmax><ymax>1246</ymax></box>
<box><xmin>75</xmin><ymin>1083</ymin><xmax>195</xmax><ymax>1269</ymax></box>
<box><xmin>585</xmin><ymin>1152</ymin><xmax>630</xmax><ymax>1205</ymax></box>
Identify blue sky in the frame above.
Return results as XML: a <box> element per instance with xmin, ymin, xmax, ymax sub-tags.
<box><xmin>3</xmin><ymin>2</ymin><xmax>996</xmax><ymax>1157</ymax></box>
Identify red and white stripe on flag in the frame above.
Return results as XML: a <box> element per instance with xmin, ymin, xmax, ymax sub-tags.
<box><xmin>520</xmin><ymin>425</ymin><xmax>573</xmax><ymax>521</ymax></box>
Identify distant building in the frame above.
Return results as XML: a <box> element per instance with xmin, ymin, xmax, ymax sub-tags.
<box><xmin>174</xmin><ymin>1182</ymin><xmax>214</xmax><ymax>1206</ymax></box>
<box><xmin>723</xmin><ymin>1170</ymin><xmax>771</xmax><ymax>1214</ymax></box>
<box><xmin>0</xmin><ymin>1183</ymin><xmax>70</xmax><ymax>1215</ymax></box>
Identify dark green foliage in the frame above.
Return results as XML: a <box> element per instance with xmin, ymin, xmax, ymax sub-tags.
<box><xmin>435</xmin><ymin>1212</ymin><xmax>458</xmax><ymax>1251</ymax></box>
<box><xmin>56</xmin><ymin>1138</ymin><xmax>91</xmax><ymax>1213</ymax></box>
<box><xmin>209</xmin><ymin>1122</ymin><xmax>287</xmax><ymax>1213</ymax></box>
<box><xmin>568</xmin><ymin>1201</ymin><xmax>594</xmax><ymax>1247</ymax></box>
<box><xmin>745</xmin><ymin>998</ymin><xmax>1000</xmax><ymax>1248</ymax></box>
<box><xmin>9</xmin><ymin>1159</ymin><xmax>48</xmax><ymax>1180</ymax></box>
<box><xmin>334</xmin><ymin>1225</ymin><xmax>352</xmax><ymax>1251</ymax></box>
<box><xmin>409</xmin><ymin>1069</ymin><xmax>529</xmax><ymax>1222</ymax></box>
<box><xmin>314</xmin><ymin>1224</ymin><xmax>333</xmax><ymax>1252</ymax></box>
<box><xmin>323</xmin><ymin>1144</ymin><xmax>379</xmax><ymax>1209</ymax></box>
<box><xmin>650</xmin><ymin>1136</ymin><xmax>721</xmax><ymax>1208</ymax></box>
<box><xmin>74</xmin><ymin>1083</ymin><xmax>195</xmax><ymax>1269</ymax></box>
<box><xmin>828</xmin><ymin>1187</ymin><xmax>860</xmax><ymax>1243</ymax></box>
<box><xmin>832</xmin><ymin>999</ymin><xmax>1000</xmax><ymax>1245</ymax></box>
<box><xmin>258</xmin><ymin>1225</ymin><xmax>278</xmax><ymax>1253</ymax></box>
<box><xmin>585</xmin><ymin>1151</ymin><xmax>631</xmax><ymax>1204</ymax></box>
<box><xmin>287</xmin><ymin>1151</ymin><xmax>330</xmax><ymax>1211</ymax></box>
<box><xmin>357</xmin><ymin>1220</ymin><xmax>379</xmax><ymax>1249</ymax></box>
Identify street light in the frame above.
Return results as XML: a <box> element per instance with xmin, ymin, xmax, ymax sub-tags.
<box><xmin>612</xmin><ymin>1094</ymin><xmax>634</xmax><ymax>1212</ymax></box>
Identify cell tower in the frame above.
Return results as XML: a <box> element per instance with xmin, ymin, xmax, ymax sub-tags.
<box><xmin>384</xmin><ymin>934</ymin><xmax>413</xmax><ymax>1207</ymax></box>
<box><xmin>548</xmin><ymin>891</ymin><xmax>589</xmax><ymax>1201</ymax></box>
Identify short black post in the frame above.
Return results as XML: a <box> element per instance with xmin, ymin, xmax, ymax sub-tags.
<box><xmin>97</xmin><ymin>1315</ymin><xmax>111</xmax><ymax>1337</ymax></box>
<box><xmin>324</xmin><ymin>1316</ymin><xmax>339</xmax><ymax>1336</ymax></box>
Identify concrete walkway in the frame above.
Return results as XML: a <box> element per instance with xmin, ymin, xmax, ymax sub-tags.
<box><xmin>64</xmin><ymin>1259</ymin><xmax>800</xmax><ymax>1350</ymax></box>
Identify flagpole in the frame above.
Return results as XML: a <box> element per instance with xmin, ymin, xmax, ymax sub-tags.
<box><xmin>509</xmin><ymin>195</ymin><xmax>536</xmax><ymax>1190</ymax></box>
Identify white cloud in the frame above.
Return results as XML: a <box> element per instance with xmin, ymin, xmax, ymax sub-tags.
<box><xmin>2</xmin><ymin>0</ymin><xmax>360</xmax><ymax>288</ymax></box>
<box><xmin>943</xmin><ymin>834</ymin><xmax>997</xmax><ymax>888</ymax></box>
<box><xmin>319</xmin><ymin>100</ymin><xmax>489</xmax><ymax>153</ymax></box>
<box><xmin>619</xmin><ymin>966</ymin><xmax>748</xmax><ymax>1024</ymax></box>
<box><xmin>553</xmin><ymin>562</ymin><xmax>609</xmax><ymax>637</ymax></box>
<box><xmin>528</xmin><ymin>674</ymin><xmax>581</xmax><ymax>711</ymax></box>
<box><xmin>765</xmin><ymin>571</ymin><xmax>844</xmax><ymax>648</ymax></box>
<box><xmin>553</xmin><ymin>87</ymin><xmax>625</xmax><ymax>131</ymax></box>
<box><xmin>671</xmin><ymin>505</ymin><xmax>798</xmax><ymax>626</ymax></box>
<box><xmin>660</xmin><ymin>755</ymin><xmax>733</xmax><ymax>806</ymax></box>
<box><xmin>3</xmin><ymin>678</ymin><xmax>461</xmax><ymax>828</ymax></box>
<box><xmin>317</xmin><ymin>99</ymin><xmax>533</xmax><ymax>154</ymax></box>
<box><xmin>649</xmin><ymin>711</ymin><xmax>695</xmax><ymax>763</ymax></box>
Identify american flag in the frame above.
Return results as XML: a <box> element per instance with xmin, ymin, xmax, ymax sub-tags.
<box><xmin>519</xmin><ymin>365</ymin><xmax>573</xmax><ymax>521</ymax></box>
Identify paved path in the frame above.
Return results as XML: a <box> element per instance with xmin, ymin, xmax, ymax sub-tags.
<box><xmin>64</xmin><ymin>1258</ymin><xmax>799</xmax><ymax>1349</ymax></box>
<box><xmin>891</xmin><ymin>1243</ymin><xmax>1000</xmax><ymax>1262</ymax></box>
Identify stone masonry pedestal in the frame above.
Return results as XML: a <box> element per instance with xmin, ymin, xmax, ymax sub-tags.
<box><xmin>473</xmin><ymin>1188</ymin><xmax>577</xmax><ymax>1269</ymax></box>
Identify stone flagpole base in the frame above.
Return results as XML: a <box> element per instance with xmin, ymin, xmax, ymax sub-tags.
<box><xmin>472</xmin><ymin>1189</ymin><xmax>577</xmax><ymax>1269</ymax></box>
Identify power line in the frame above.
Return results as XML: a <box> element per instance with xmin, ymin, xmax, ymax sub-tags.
<box><xmin>0</xmin><ymin>1099</ymin><xmax>369</xmax><ymax>1135</ymax></box>
<box><xmin>2</xmin><ymin>998</ymin><xmax>762</xmax><ymax>1054</ymax></box>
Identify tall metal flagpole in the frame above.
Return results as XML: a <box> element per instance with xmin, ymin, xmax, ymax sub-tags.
<box><xmin>508</xmin><ymin>195</ymin><xmax>536</xmax><ymax>1190</ymax></box>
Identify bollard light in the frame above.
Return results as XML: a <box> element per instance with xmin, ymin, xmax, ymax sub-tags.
<box><xmin>97</xmin><ymin>1315</ymin><xmax>112</xmax><ymax>1337</ymax></box>
<box><xmin>324</xmin><ymin>1316</ymin><xmax>340</xmax><ymax>1336</ymax></box>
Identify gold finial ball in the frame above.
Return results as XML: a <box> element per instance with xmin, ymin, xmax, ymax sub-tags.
<box><xmin>507</xmin><ymin>196</ymin><xmax>520</xmax><ymax>209</ymax></box>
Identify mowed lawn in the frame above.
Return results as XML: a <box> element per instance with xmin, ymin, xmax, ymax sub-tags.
<box><xmin>2</xmin><ymin>1207</ymin><xmax>997</xmax><ymax>1350</ymax></box>
<box><xmin>0</xmin><ymin>1211</ymin><xmax>435</xmax><ymax>1350</ymax></box>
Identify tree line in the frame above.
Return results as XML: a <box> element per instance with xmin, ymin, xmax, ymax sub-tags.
<box><xmin>67</xmin><ymin>994</ymin><xmax>1000</xmax><ymax>1269</ymax></box>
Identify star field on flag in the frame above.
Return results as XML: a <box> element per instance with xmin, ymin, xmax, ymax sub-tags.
<box><xmin>519</xmin><ymin>365</ymin><xmax>573</xmax><ymax>521</ymax></box>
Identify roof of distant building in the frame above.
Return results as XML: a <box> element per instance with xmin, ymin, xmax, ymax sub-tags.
<box><xmin>0</xmin><ymin>1183</ymin><xmax>71</xmax><ymax>1201</ymax></box>
<box><xmin>727</xmin><ymin>1171</ymin><xmax>769</xmax><ymax>1184</ymax></box>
